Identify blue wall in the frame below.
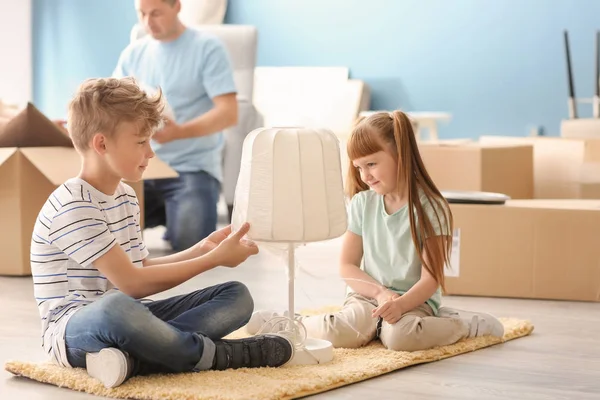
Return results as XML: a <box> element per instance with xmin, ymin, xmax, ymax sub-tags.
<box><xmin>33</xmin><ymin>0</ymin><xmax>600</xmax><ymax>138</ymax></box>
<box><xmin>33</xmin><ymin>0</ymin><xmax>138</xmax><ymax>118</ymax></box>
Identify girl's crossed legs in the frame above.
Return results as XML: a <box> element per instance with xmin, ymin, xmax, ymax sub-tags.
<box><xmin>248</xmin><ymin>292</ymin><xmax>504</xmax><ymax>351</ymax></box>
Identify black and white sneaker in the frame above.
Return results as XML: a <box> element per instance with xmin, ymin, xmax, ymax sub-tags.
<box><xmin>86</xmin><ymin>348</ymin><xmax>133</xmax><ymax>388</ymax></box>
<box><xmin>212</xmin><ymin>334</ymin><xmax>294</xmax><ymax>370</ymax></box>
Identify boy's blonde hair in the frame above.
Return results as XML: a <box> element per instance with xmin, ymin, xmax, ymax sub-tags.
<box><xmin>67</xmin><ymin>77</ymin><xmax>165</xmax><ymax>150</ymax></box>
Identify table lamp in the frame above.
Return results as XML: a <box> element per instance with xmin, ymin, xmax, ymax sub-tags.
<box><xmin>231</xmin><ymin>126</ymin><xmax>347</xmax><ymax>365</ymax></box>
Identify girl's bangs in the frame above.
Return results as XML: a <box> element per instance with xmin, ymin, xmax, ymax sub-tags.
<box><xmin>347</xmin><ymin>125</ymin><xmax>384</xmax><ymax>160</ymax></box>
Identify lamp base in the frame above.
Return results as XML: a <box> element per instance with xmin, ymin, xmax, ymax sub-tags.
<box><xmin>287</xmin><ymin>338</ymin><xmax>334</xmax><ymax>366</ymax></box>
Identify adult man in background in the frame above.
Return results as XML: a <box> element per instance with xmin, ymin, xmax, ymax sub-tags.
<box><xmin>114</xmin><ymin>0</ymin><xmax>238</xmax><ymax>251</ymax></box>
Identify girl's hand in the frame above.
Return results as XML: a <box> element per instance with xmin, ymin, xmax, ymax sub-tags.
<box><xmin>372</xmin><ymin>297</ymin><xmax>404</xmax><ymax>324</ymax></box>
<box><xmin>375</xmin><ymin>289</ymin><xmax>399</xmax><ymax>307</ymax></box>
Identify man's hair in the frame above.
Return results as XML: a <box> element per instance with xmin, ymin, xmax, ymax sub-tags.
<box><xmin>67</xmin><ymin>77</ymin><xmax>165</xmax><ymax>150</ymax></box>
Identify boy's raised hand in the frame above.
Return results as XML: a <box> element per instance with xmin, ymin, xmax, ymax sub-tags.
<box><xmin>195</xmin><ymin>225</ymin><xmax>233</xmax><ymax>255</ymax></box>
<box><xmin>210</xmin><ymin>222</ymin><xmax>259</xmax><ymax>268</ymax></box>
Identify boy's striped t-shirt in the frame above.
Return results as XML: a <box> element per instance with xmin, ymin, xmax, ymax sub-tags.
<box><xmin>30</xmin><ymin>177</ymin><xmax>148</xmax><ymax>367</ymax></box>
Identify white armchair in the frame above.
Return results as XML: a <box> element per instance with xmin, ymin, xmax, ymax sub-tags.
<box><xmin>130</xmin><ymin>24</ymin><xmax>262</xmax><ymax>221</ymax></box>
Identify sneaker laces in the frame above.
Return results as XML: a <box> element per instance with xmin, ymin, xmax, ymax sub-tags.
<box><xmin>255</xmin><ymin>315</ymin><xmax>307</xmax><ymax>351</ymax></box>
<box><xmin>255</xmin><ymin>315</ymin><xmax>327</xmax><ymax>364</ymax></box>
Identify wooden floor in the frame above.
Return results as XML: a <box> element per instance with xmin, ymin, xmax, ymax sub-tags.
<box><xmin>1</xmin><ymin>226</ymin><xmax>599</xmax><ymax>399</ymax></box>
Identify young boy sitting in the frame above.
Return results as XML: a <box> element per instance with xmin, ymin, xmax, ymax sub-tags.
<box><xmin>30</xmin><ymin>77</ymin><xmax>294</xmax><ymax>388</ymax></box>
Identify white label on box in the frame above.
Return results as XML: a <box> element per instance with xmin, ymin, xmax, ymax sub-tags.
<box><xmin>444</xmin><ymin>228</ymin><xmax>460</xmax><ymax>277</ymax></box>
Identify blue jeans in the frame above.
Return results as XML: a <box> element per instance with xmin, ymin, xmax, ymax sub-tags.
<box><xmin>145</xmin><ymin>171</ymin><xmax>221</xmax><ymax>251</ymax></box>
<box><xmin>64</xmin><ymin>281</ymin><xmax>253</xmax><ymax>375</ymax></box>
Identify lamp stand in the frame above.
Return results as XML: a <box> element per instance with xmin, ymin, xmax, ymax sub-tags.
<box><xmin>283</xmin><ymin>243</ymin><xmax>334</xmax><ymax>366</ymax></box>
<box><xmin>287</xmin><ymin>243</ymin><xmax>295</xmax><ymax>323</ymax></box>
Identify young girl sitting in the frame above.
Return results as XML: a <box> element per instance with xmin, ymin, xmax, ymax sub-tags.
<box><xmin>247</xmin><ymin>110</ymin><xmax>504</xmax><ymax>351</ymax></box>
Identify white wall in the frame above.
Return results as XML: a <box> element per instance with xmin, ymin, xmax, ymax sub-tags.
<box><xmin>0</xmin><ymin>0</ymin><xmax>32</xmax><ymax>105</ymax></box>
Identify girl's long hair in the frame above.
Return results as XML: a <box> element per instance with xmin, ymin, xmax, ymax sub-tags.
<box><xmin>346</xmin><ymin>111</ymin><xmax>453</xmax><ymax>292</ymax></box>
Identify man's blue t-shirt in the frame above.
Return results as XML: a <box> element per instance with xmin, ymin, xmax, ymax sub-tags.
<box><xmin>113</xmin><ymin>28</ymin><xmax>237</xmax><ymax>182</ymax></box>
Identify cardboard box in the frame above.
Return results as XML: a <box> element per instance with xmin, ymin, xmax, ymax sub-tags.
<box><xmin>0</xmin><ymin>102</ymin><xmax>74</xmax><ymax>147</ymax></box>
<box><xmin>444</xmin><ymin>200</ymin><xmax>600</xmax><ymax>302</ymax></box>
<box><xmin>0</xmin><ymin>147</ymin><xmax>177</xmax><ymax>276</ymax></box>
<box><xmin>479</xmin><ymin>135</ymin><xmax>600</xmax><ymax>199</ymax></box>
<box><xmin>418</xmin><ymin>141</ymin><xmax>534</xmax><ymax>199</ymax></box>
<box><xmin>0</xmin><ymin>102</ymin><xmax>179</xmax><ymax>276</ymax></box>
<box><xmin>561</xmin><ymin>118</ymin><xmax>600</xmax><ymax>139</ymax></box>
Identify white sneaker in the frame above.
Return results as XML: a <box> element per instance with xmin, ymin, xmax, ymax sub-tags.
<box><xmin>438</xmin><ymin>307</ymin><xmax>505</xmax><ymax>338</ymax></box>
<box><xmin>246</xmin><ymin>310</ymin><xmax>298</xmax><ymax>335</ymax></box>
<box><xmin>86</xmin><ymin>348</ymin><xmax>132</xmax><ymax>388</ymax></box>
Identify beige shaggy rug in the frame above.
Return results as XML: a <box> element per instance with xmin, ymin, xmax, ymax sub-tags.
<box><xmin>5</xmin><ymin>309</ymin><xmax>534</xmax><ymax>400</ymax></box>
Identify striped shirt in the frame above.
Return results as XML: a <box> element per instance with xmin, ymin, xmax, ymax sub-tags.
<box><xmin>30</xmin><ymin>177</ymin><xmax>148</xmax><ymax>367</ymax></box>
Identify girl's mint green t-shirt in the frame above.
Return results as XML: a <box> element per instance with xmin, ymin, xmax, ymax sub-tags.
<box><xmin>347</xmin><ymin>190</ymin><xmax>450</xmax><ymax>314</ymax></box>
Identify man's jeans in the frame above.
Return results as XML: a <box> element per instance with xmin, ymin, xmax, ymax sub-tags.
<box><xmin>144</xmin><ymin>171</ymin><xmax>221</xmax><ymax>251</ymax></box>
<box><xmin>64</xmin><ymin>281</ymin><xmax>253</xmax><ymax>376</ymax></box>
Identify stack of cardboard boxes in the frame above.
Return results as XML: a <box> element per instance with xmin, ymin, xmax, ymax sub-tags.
<box><xmin>418</xmin><ymin>129</ymin><xmax>600</xmax><ymax>303</ymax></box>
<box><xmin>0</xmin><ymin>103</ymin><xmax>177</xmax><ymax>276</ymax></box>
<box><xmin>418</xmin><ymin>140</ymin><xmax>534</xmax><ymax>199</ymax></box>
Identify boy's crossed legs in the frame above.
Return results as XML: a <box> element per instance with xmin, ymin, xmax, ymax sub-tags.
<box><xmin>65</xmin><ymin>281</ymin><xmax>293</xmax><ymax>388</ymax></box>
<box><xmin>247</xmin><ymin>293</ymin><xmax>504</xmax><ymax>351</ymax></box>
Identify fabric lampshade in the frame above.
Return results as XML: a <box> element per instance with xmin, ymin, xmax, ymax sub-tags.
<box><xmin>232</xmin><ymin>127</ymin><xmax>347</xmax><ymax>243</ymax></box>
